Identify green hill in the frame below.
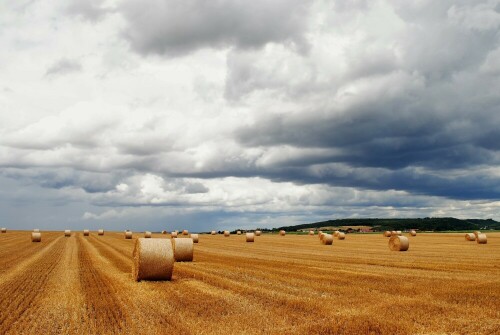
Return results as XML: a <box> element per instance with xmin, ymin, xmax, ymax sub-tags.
<box><xmin>276</xmin><ymin>217</ymin><xmax>500</xmax><ymax>232</ymax></box>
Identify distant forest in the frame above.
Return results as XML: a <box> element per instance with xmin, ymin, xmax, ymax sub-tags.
<box><xmin>276</xmin><ymin>218</ymin><xmax>500</xmax><ymax>232</ymax></box>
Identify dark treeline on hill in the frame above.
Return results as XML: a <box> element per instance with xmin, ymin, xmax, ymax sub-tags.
<box><xmin>277</xmin><ymin>218</ymin><xmax>500</xmax><ymax>232</ymax></box>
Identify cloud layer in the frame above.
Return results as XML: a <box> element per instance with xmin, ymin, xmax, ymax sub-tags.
<box><xmin>0</xmin><ymin>0</ymin><xmax>499</xmax><ymax>230</ymax></box>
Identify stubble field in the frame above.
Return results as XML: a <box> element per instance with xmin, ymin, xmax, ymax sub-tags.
<box><xmin>0</xmin><ymin>231</ymin><xmax>498</xmax><ymax>335</ymax></box>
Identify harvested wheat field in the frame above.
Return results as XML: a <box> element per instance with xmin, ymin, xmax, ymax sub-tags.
<box><xmin>0</xmin><ymin>231</ymin><xmax>499</xmax><ymax>334</ymax></box>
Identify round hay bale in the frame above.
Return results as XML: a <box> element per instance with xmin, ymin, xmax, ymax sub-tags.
<box><xmin>83</xmin><ymin>229</ymin><xmax>90</xmax><ymax>236</ymax></box>
<box><xmin>476</xmin><ymin>234</ymin><xmax>487</xmax><ymax>244</ymax></box>
<box><xmin>172</xmin><ymin>238</ymin><xmax>194</xmax><ymax>262</ymax></box>
<box><xmin>211</xmin><ymin>230</ymin><xmax>216</xmax><ymax>235</ymax></box>
<box><xmin>171</xmin><ymin>231</ymin><xmax>178</xmax><ymax>238</ymax></box>
<box><xmin>255</xmin><ymin>230</ymin><xmax>262</xmax><ymax>236</ymax></box>
<box><xmin>64</xmin><ymin>230</ymin><xmax>71</xmax><ymax>237</ymax></box>
<box><xmin>1</xmin><ymin>228</ymin><xmax>6</xmax><ymax>233</ymax></box>
<box><xmin>182</xmin><ymin>230</ymin><xmax>188</xmax><ymax>235</ymax></box>
<box><xmin>191</xmin><ymin>234</ymin><xmax>199</xmax><ymax>243</ymax></box>
<box><xmin>144</xmin><ymin>231</ymin><xmax>152</xmax><ymax>238</ymax></box>
<box><xmin>125</xmin><ymin>231</ymin><xmax>133</xmax><ymax>239</ymax></box>
<box><xmin>333</xmin><ymin>231</ymin><xmax>340</xmax><ymax>237</ymax></box>
<box><xmin>237</xmin><ymin>231</ymin><xmax>242</xmax><ymax>235</ymax></box>
<box><xmin>161</xmin><ymin>230</ymin><xmax>167</xmax><ymax>234</ymax></box>
<box><xmin>309</xmin><ymin>230</ymin><xmax>314</xmax><ymax>235</ymax></box>
<box><xmin>33</xmin><ymin>229</ymin><xmax>40</xmax><ymax>233</ymax></box>
<box><xmin>389</xmin><ymin>235</ymin><xmax>409</xmax><ymax>251</ymax></box>
<box><xmin>473</xmin><ymin>231</ymin><xmax>481</xmax><ymax>238</ymax></box>
<box><xmin>279</xmin><ymin>230</ymin><xmax>286</xmax><ymax>236</ymax></box>
<box><xmin>322</xmin><ymin>234</ymin><xmax>333</xmax><ymax>245</ymax></box>
<box><xmin>409</xmin><ymin>230</ymin><xmax>417</xmax><ymax>236</ymax></box>
<box><xmin>224</xmin><ymin>230</ymin><xmax>230</xmax><ymax>237</ymax></box>
<box><xmin>133</xmin><ymin>238</ymin><xmax>174</xmax><ymax>281</ymax></box>
<box><xmin>465</xmin><ymin>233</ymin><xmax>476</xmax><ymax>241</ymax></box>
<box><xmin>319</xmin><ymin>232</ymin><xmax>325</xmax><ymax>241</ymax></box>
<box><xmin>98</xmin><ymin>229</ymin><xmax>104</xmax><ymax>236</ymax></box>
<box><xmin>246</xmin><ymin>232</ymin><xmax>255</xmax><ymax>242</ymax></box>
<box><xmin>390</xmin><ymin>231</ymin><xmax>397</xmax><ymax>236</ymax></box>
<box><xmin>396</xmin><ymin>231</ymin><xmax>402</xmax><ymax>235</ymax></box>
<box><xmin>337</xmin><ymin>232</ymin><xmax>346</xmax><ymax>240</ymax></box>
<box><xmin>31</xmin><ymin>232</ymin><xmax>42</xmax><ymax>242</ymax></box>
<box><xmin>383</xmin><ymin>231</ymin><xmax>392</xmax><ymax>237</ymax></box>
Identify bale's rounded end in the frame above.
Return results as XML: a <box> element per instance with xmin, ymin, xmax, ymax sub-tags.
<box><xmin>389</xmin><ymin>235</ymin><xmax>409</xmax><ymax>251</ymax></box>
<box><xmin>409</xmin><ymin>230</ymin><xmax>417</xmax><ymax>236</ymax></box>
<box><xmin>279</xmin><ymin>230</ymin><xmax>286</xmax><ymax>236</ymax></box>
<box><xmin>322</xmin><ymin>234</ymin><xmax>333</xmax><ymax>245</ymax></box>
<box><xmin>173</xmin><ymin>238</ymin><xmax>194</xmax><ymax>262</ymax></box>
<box><xmin>383</xmin><ymin>231</ymin><xmax>392</xmax><ymax>237</ymax></box>
<box><xmin>337</xmin><ymin>232</ymin><xmax>346</xmax><ymax>240</ymax></box>
<box><xmin>476</xmin><ymin>234</ymin><xmax>487</xmax><ymax>244</ymax></box>
<box><xmin>133</xmin><ymin>238</ymin><xmax>174</xmax><ymax>281</ymax></box>
<box><xmin>465</xmin><ymin>233</ymin><xmax>476</xmax><ymax>241</ymax></box>
<box><xmin>182</xmin><ymin>230</ymin><xmax>189</xmax><ymax>235</ymax></box>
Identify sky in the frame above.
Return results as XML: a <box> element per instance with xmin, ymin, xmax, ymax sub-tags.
<box><xmin>1</xmin><ymin>0</ymin><xmax>499</xmax><ymax>232</ymax></box>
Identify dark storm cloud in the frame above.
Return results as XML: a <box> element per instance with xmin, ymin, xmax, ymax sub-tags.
<box><xmin>119</xmin><ymin>0</ymin><xmax>310</xmax><ymax>56</ymax></box>
<box><xmin>45</xmin><ymin>59</ymin><xmax>82</xmax><ymax>77</ymax></box>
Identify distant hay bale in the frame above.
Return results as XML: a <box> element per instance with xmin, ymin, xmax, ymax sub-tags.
<box><xmin>171</xmin><ymin>231</ymin><xmax>178</xmax><ymax>238</ymax></box>
<box><xmin>279</xmin><ymin>230</ymin><xmax>286</xmax><ymax>236</ymax></box>
<box><xmin>246</xmin><ymin>232</ymin><xmax>255</xmax><ymax>242</ymax></box>
<box><xmin>125</xmin><ymin>231</ymin><xmax>133</xmax><ymax>239</ymax></box>
<box><xmin>98</xmin><ymin>229</ymin><xmax>104</xmax><ymax>236</ymax></box>
<box><xmin>237</xmin><ymin>231</ymin><xmax>242</xmax><ymax>235</ymax></box>
<box><xmin>309</xmin><ymin>230</ymin><xmax>314</xmax><ymax>235</ymax></box>
<box><xmin>182</xmin><ymin>230</ymin><xmax>188</xmax><ymax>235</ymax></box>
<box><xmin>191</xmin><ymin>234</ymin><xmax>199</xmax><ymax>243</ymax></box>
<box><xmin>337</xmin><ymin>232</ymin><xmax>346</xmax><ymax>240</ymax></box>
<box><xmin>172</xmin><ymin>238</ymin><xmax>194</xmax><ymax>262</ymax></box>
<box><xmin>476</xmin><ymin>234</ymin><xmax>487</xmax><ymax>244</ymax></box>
<box><xmin>465</xmin><ymin>233</ymin><xmax>476</xmax><ymax>241</ymax></box>
<box><xmin>144</xmin><ymin>231</ymin><xmax>152</xmax><ymax>238</ymax></box>
<box><xmin>64</xmin><ymin>230</ymin><xmax>71</xmax><ymax>237</ymax></box>
<box><xmin>319</xmin><ymin>232</ymin><xmax>325</xmax><ymax>241</ymax></box>
<box><xmin>396</xmin><ymin>231</ymin><xmax>402</xmax><ymax>235</ymax></box>
<box><xmin>383</xmin><ymin>231</ymin><xmax>392</xmax><ymax>237</ymax></box>
<box><xmin>1</xmin><ymin>228</ymin><xmax>6</xmax><ymax>233</ymax></box>
<box><xmin>334</xmin><ymin>231</ymin><xmax>340</xmax><ymax>237</ymax></box>
<box><xmin>409</xmin><ymin>230</ymin><xmax>417</xmax><ymax>236</ymax></box>
<box><xmin>83</xmin><ymin>229</ymin><xmax>90</xmax><ymax>236</ymax></box>
<box><xmin>211</xmin><ymin>230</ymin><xmax>216</xmax><ymax>235</ymax></box>
<box><xmin>473</xmin><ymin>231</ymin><xmax>481</xmax><ymax>238</ymax></box>
<box><xmin>133</xmin><ymin>238</ymin><xmax>174</xmax><ymax>281</ymax></box>
<box><xmin>321</xmin><ymin>234</ymin><xmax>333</xmax><ymax>245</ymax></box>
<box><xmin>389</xmin><ymin>235</ymin><xmax>409</xmax><ymax>251</ymax></box>
<box><xmin>255</xmin><ymin>230</ymin><xmax>262</xmax><ymax>236</ymax></box>
<box><xmin>31</xmin><ymin>232</ymin><xmax>42</xmax><ymax>242</ymax></box>
<box><xmin>33</xmin><ymin>229</ymin><xmax>40</xmax><ymax>233</ymax></box>
<box><xmin>224</xmin><ymin>230</ymin><xmax>230</xmax><ymax>237</ymax></box>
<box><xmin>161</xmin><ymin>230</ymin><xmax>167</xmax><ymax>234</ymax></box>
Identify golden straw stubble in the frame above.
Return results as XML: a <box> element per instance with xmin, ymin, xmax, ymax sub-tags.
<box><xmin>172</xmin><ymin>238</ymin><xmax>194</xmax><ymax>262</ymax></box>
<box><xmin>133</xmin><ymin>238</ymin><xmax>174</xmax><ymax>281</ymax></box>
<box><xmin>191</xmin><ymin>234</ymin><xmax>199</xmax><ymax>243</ymax></box>
<box><xmin>389</xmin><ymin>235</ymin><xmax>409</xmax><ymax>251</ymax></box>
<box><xmin>246</xmin><ymin>232</ymin><xmax>255</xmax><ymax>242</ymax></box>
<box><xmin>31</xmin><ymin>232</ymin><xmax>41</xmax><ymax>242</ymax></box>
<box><xmin>465</xmin><ymin>233</ymin><xmax>476</xmax><ymax>241</ymax></box>
<box><xmin>476</xmin><ymin>234</ymin><xmax>487</xmax><ymax>244</ymax></box>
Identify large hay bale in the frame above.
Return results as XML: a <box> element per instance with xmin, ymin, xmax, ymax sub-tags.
<box><xmin>98</xmin><ymin>229</ymin><xmax>104</xmax><ymax>236</ymax></box>
<box><xmin>389</xmin><ymin>235</ymin><xmax>409</xmax><ymax>251</ymax></box>
<box><xmin>182</xmin><ymin>230</ymin><xmax>188</xmax><ymax>235</ymax></box>
<box><xmin>1</xmin><ymin>228</ymin><xmax>6</xmax><ymax>233</ymax></box>
<box><xmin>191</xmin><ymin>234</ymin><xmax>199</xmax><ymax>243</ymax></box>
<box><xmin>125</xmin><ymin>231</ymin><xmax>133</xmax><ymax>239</ymax></box>
<box><xmin>255</xmin><ymin>230</ymin><xmax>262</xmax><ymax>236</ymax></box>
<box><xmin>465</xmin><ymin>233</ymin><xmax>476</xmax><ymax>241</ymax></box>
<box><xmin>383</xmin><ymin>231</ymin><xmax>392</xmax><ymax>237</ymax></box>
<box><xmin>133</xmin><ymin>238</ymin><xmax>174</xmax><ymax>281</ymax></box>
<box><xmin>279</xmin><ymin>230</ymin><xmax>286</xmax><ymax>236</ymax></box>
<box><xmin>211</xmin><ymin>230</ymin><xmax>216</xmax><ymax>235</ymax></box>
<box><xmin>224</xmin><ymin>230</ymin><xmax>230</xmax><ymax>237</ymax></box>
<box><xmin>171</xmin><ymin>231</ymin><xmax>178</xmax><ymax>238</ymax></box>
<box><xmin>321</xmin><ymin>234</ymin><xmax>333</xmax><ymax>245</ymax></box>
<box><xmin>31</xmin><ymin>232</ymin><xmax>42</xmax><ymax>242</ymax></box>
<box><xmin>246</xmin><ymin>232</ymin><xmax>255</xmax><ymax>242</ymax></box>
<box><xmin>172</xmin><ymin>238</ymin><xmax>194</xmax><ymax>262</ymax></box>
<box><xmin>83</xmin><ymin>229</ymin><xmax>90</xmax><ymax>236</ymax></box>
<box><xmin>64</xmin><ymin>230</ymin><xmax>71</xmax><ymax>237</ymax></box>
<box><xmin>309</xmin><ymin>230</ymin><xmax>315</xmax><ymax>235</ymax></box>
<box><xmin>33</xmin><ymin>229</ymin><xmax>40</xmax><ymax>233</ymax></box>
<box><xmin>409</xmin><ymin>230</ymin><xmax>417</xmax><ymax>236</ymax></box>
<box><xmin>337</xmin><ymin>232</ymin><xmax>346</xmax><ymax>240</ymax></box>
<box><xmin>476</xmin><ymin>234</ymin><xmax>487</xmax><ymax>244</ymax></box>
<box><xmin>237</xmin><ymin>231</ymin><xmax>242</xmax><ymax>235</ymax></box>
<box><xmin>144</xmin><ymin>231</ymin><xmax>152</xmax><ymax>238</ymax></box>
